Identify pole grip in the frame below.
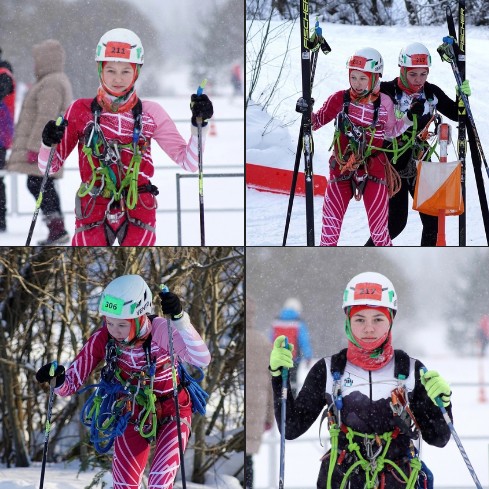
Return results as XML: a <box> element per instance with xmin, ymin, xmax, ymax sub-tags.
<box><xmin>197</xmin><ymin>78</ymin><xmax>207</xmax><ymax>96</ymax></box>
<box><xmin>196</xmin><ymin>79</ymin><xmax>207</xmax><ymax>126</ymax></box>
<box><xmin>420</xmin><ymin>366</ymin><xmax>446</xmax><ymax>410</ymax></box>
<box><xmin>160</xmin><ymin>284</ymin><xmax>169</xmax><ymax>294</ymax></box>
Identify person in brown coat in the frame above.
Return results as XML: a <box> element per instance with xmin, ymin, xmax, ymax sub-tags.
<box><xmin>8</xmin><ymin>39</ymin><xmax>72</xmax><ymax>244</ymax></box>
<box><xmin>245</xmin><ymin>297</ymin><xmax>274</xmax><ymax>489</ymax></box>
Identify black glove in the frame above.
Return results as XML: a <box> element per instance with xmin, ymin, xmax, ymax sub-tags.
<box><xmin>190</xmin><ymin>93</ymin><xmax>214</xmax><ymax>127</ymax></box>
<box><xmin>36</xmin><ymin>362</ymin><xmax>65</xmax><ymax>387</ymax></box>
<box><xmin>159</xmin><ymin>291</ymin><xmax>183</xmax><ymax>318</ymax></box>
<box><xmin>406</xmin><ymin>99</ymin><xmax>425</xmax><ymax>121</ymax></box>
<box><xmin>42</xmin><ymin>119</ymin><xmax>68</xmax><ymax>146</ymax></box>
<box><xmin>296</xmin><ymin>97</ymin><xmax>314</xmax><ymax>114</ymax></box>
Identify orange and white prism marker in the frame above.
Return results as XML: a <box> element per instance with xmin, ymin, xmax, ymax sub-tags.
<box><xmin>413</xmin><ymin>122</ymin><xmax>464</xmax><ymax>246</ymax></box>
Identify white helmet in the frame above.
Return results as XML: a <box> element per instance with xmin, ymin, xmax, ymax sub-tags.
<box><xmin>283</xmin><ymin>297</ymin><xmax>302</xmax><ymax>314</ymax></box>
<box><xmin>99</xmin><ymin>275</ymin><xmax>152</xmax><ymax>319</ymax></box>
<box><xmin>347</xmin><ymin>48</ymin><xmax>383</xmax><ymax>76</ymax></box>
<box><xmin>398</xmin><ymin>42</ymin><xmax>431</xmax><ymax>68</ymax></box>
<box><xmin>342</xmin><ymin>272</ymin><xmax>397</xmax><ymax>312</ymax></box>
<box><xmin>95</xmin><ymin>28</ymin><xmax>144</xmax><ymax>65</ymax></box>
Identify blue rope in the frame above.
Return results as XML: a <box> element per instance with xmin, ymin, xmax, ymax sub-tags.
<box><xmin>79</xmin><ymin>378</ymin><xmax>131</xmax><ymax>453</ymax></box>
<box><xmin>178</xmin><ymin>363</ymin><xmax>209</xmax><ymax>415</ymax></box>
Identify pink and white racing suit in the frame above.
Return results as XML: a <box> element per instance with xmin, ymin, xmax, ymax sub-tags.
<box><xmin>312</xmin><ymin>90</ymin><xmax>402</xmax><ymax>246</ymax></box>
<box><xmin>56</xmin><ymin>314</ymin><xmax>211</xmax><ymax>489</ymax></box>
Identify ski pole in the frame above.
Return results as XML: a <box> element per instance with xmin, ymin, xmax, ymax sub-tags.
<box><xmin>160</xmin><ymin>284</ymin><xmax>187</xmax><ymax>489</ymax></box>
<box><xmin>421</xmin><ymin>367</ymin><xmax>483</xmax><ymax>489</ymax></box>
<box><xmin>39</xmin><ymin>361</ymin><xmax>58</xmax><ymax>489</ymax></box>
<box><xmin>279</xmin><ymin>337</ymin><xmax>289</xmax><ymax>489</ymax></box>
<box><xmin>196</xmin><ymin>79</ymin><xmax>207</xmax><ymax>246</ymax></box>
<box><xmin>438</xmin><ymin>39</ymin><xmax>489</xmax><ymax>179</ymax></box>
<box><xmin>283</xmin><ymin>17</ymin><xmax>330</xmax><ymax>246</ymax></box>
<box><xmin>26</xmin><ymin>116</ymin><xmax>64</xmax><ymax>246</ymax></box>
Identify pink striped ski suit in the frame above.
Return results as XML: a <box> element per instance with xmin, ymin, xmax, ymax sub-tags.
<box><xmin>38</xmin><ymin>98</ymin><xmax>205</xmax><ymax>246</ymax></box>
<box><xmin>56</xmin><ymin>313</ymin><xmax>211</xmax><ymax>489</ymax></box>
<box><xmin>312</xmin><ymin>90</ymin><xmax>401</xmax><ymax>246</ymax></box>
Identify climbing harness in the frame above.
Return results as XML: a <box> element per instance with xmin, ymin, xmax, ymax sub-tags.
<box><xmin>79</xmin><ymin>323</ymin><xmax>209</xmax><ymax>453</ymax></box>
<box><xmin>383</xmin><ymin>84</ymin><xmax>442</xmax><ymax>180</ymax></box>
<box><xmin>397</xmin><ymin>113</ymin><xmax>441</xmax><ymax>180</ymax></box>
<box><xmin>331</xmin><ymin>91</ymin><xmax>382</xmax><ymax>174</ymax></box>
<box><xmin>319</xmin><ymin>349</ymin><xmax>431</xmax><ymax>489</ymax></box>
<box><xmin>75</xmin><ymin>98</ymin><xmax>159</xmax><ymax>240</ymax></box>
<box><xmin>329</xmin><ymin>91</ymin><xmax>403</xmax><ymax>199</ymax></box>
<box><xmin>79</xmin><ymin>335</ymin><xmax>160</xmax><ymax>451</ymax></box>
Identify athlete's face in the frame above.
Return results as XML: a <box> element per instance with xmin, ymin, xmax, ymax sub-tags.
<box><xmin>349</xmin><ymin>70</ymin><xmax>371</xmax><ymax>94</ymax></box>
<box><xmin>350</xmin><ymin>309</ymin><xmax>390</xmax><ymax>342</ymax></box>
<box><xmin>106</xmin><ymin>317</ymin><xmax>132</xmax><ymax>342</ymax></box>
<box><xmin>102</xmin><ymin>61</ymin><xmax>135</xmax><ymax>94</ymax></box>
<box><xmin>406</xmin><ymin>68</ymin><xmax>429</xmax><ymax>92</ymax></box>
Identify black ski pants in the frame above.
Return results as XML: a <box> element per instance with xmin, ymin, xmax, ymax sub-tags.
<box><xmin>27</xmin><ymin>175</ymin><xmax>63</xmax><ymax>217</ymax></box>
<box><xmin>365</xmin><ymin>174</ymin><xmax>438</xmax><ymax>246</ymax></box>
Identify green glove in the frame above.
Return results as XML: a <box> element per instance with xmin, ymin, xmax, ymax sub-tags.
<box><xmin>269</xmin><ymin>335</ymin><xmax>294</xmax><ymax>377</ymax></box>
<box><xmin>456</xmin><ymin>79</ymin><xmax>471</xmax><ymax>97</ymax></box>
<box><xmin>420</xmin><ymin>369</ymin><xmax>451</xmax><ymax>407</ymax></box>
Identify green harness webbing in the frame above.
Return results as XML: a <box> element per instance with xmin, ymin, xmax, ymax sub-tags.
<box><xmin>113</xmin><ymin>368</ymin><xmax>158</xmax><ymax>440</ymax></box>
<box><xmin>327</xmin><ymin>424</ymin><xmax>422</xmax><ymax>489</ymax></box>
<box><xmin>331</xmin><ymin>107</ymin><xmax>441</xmax><ymax>173</ymax></box>
<box><xmin>77</xmin><ymin>98</ymin><xmax>144</xmax><ymax>210</ymax></box>
<box><xmin>325</xmin><ymin>350</ymin><xmax>422</xmax><ymax>489</ymax></box>
<box><xmin>79</xmin><ymin>143</ymin><xmax>143</xmax><ymax>210</ymax></box>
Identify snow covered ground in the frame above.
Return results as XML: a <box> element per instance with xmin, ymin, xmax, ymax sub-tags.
<box><xmin>253</xmin><ymin>324</ymin><xmax>489</xmax><ymax>488</ymax></box>
<box><xmin>2</xmin><ymin>77</ymin><xmax>244</xmax><ymax>246</ymax></box>
<box><xmin>0</xmin><ymin>462</ymin><xmax>243</xmax><ymax>489</ymax></box>
<box><xmin>246</xmin><ymin>21</ymin><xmax>489</xmax><ymax>245</ymax></box>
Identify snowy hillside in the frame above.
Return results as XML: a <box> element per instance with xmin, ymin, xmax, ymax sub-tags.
<box><xmin>246</xmin><ymin>21</ymin><xmax>489</xmax><ymax>245</ymax></box>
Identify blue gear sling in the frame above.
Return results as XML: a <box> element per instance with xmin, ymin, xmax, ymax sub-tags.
<box><xmin>79</xmin><ymin>317</ymin><xmax>209</xmax><ymax>453</ymax></box>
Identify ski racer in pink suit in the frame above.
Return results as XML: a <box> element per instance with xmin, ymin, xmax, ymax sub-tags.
<box><xmin>297</xmin><ymin>47</ymin><xmax>405</xmax><ymax>246</ymax></box>
<box><xmin>36</xmin><ymin>275</ymin><xmax>211</xmax><ymax>489</ymax></box>
<box><xmin>38</xmin><ymin>28</ymin><xmax>213</xmax><ymax>246</ymax></box>
<box><xmin>269</xmin><ymin>272</ymin><xmax>452</xmax><ymax>488</ymax></box>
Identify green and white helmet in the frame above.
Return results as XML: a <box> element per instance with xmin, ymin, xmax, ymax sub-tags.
<box><xmin>99</xmin><ymin>274</ymin><xmax>153</xmax><ymax>319</ymax></box>
<box><xmin>95</xmin><ymin>28</ymin><xmax>144</xmax><ymax>65</ymax></box>
<box><xmin>398</xmin><ymin>42</ymin><xmax>431</xmax><ymax>68</ymax></box>
<box><xmin>346</xmin><ymin>47</ymin><xmax>384</xmax><ymax>76</ymax></box>
<box><xmin>342</xmin><ymin>272</ymin><xmax>397</xmax><ymax>312</ymax></box>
